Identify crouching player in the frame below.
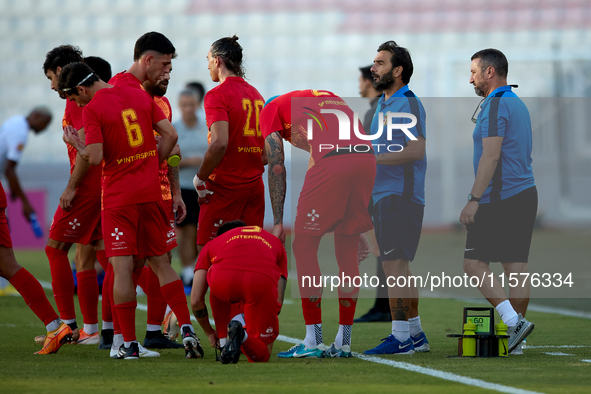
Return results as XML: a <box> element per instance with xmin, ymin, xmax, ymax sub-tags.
<box><xmin>191</xmin><ymin>221</ymin><xmax>287</xmax><ymax>363</ymax></box>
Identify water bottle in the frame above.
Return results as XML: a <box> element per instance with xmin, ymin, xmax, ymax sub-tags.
<box><xmin>496</xmin><ymin>322</ymin><xmax>509</xmax><ymax>357</ymax></box>
<box><xmin>462</xmin><ymin>322</ymin><xmax>477</xmax><ymax>357</ymax></box>
<box><xmin>29</xmin><ymin>213</ymin><xmax>43</xmax><ymax>238</ymax></box>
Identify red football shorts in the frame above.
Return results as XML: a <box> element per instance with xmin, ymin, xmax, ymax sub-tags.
<box><xmin>163</xmin><ymin>198</ymin><xmax>178</xmax><ymax>252</ymax></box>
<box><xmin>294</xmin><ymin>154</ymin><xmax>376</xmax><ymax>235</ymax></box>
<box><xmin>208</xmin><ymin>268</ymin><xmax>280</xmax><ymax>345</ymax></box>
<box><xmin>49</xmin><ymin>195</ymin><xmax>102</xmax><ymax>245</ymax></box>
<box><xmin>0</xmin><ymin>208</ymin><xmax>12</xmax><ymax>248</ymax></box>
<box><xmin>197</xmin><ymin>178</ymin><xmax>264</xmax><ymax>245</ymax></box>
<box><xmin>102</xmin><ymin>200</ymin><xmax>170</xmax><ymax>258</ymax></box>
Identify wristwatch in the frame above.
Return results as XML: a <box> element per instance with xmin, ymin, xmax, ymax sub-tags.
<box><xmin>467</xmin><ymin>194</ymin><xmax>481</xmax><ymax>202</ymax></box>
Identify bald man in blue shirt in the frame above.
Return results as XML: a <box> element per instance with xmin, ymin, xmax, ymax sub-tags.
<box><xmin>461</xmin><ymin>49</ymin><xmax>537</xmax><ymax>354</ymax></box>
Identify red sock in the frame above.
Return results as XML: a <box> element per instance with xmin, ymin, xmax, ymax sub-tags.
<box><xmin>334</xmin><ymin>233</ymin><xmax>360</xmax><ymax>326</ymax></box>
<box><xmin>241</xmin><ymin>335</ymin><xmax>270</xmax><ymax>362</ymax></box>
<box><xmin>115</xmin><ymin>301</ymin><xmax>137</xmax><ymax>342</ymax></box>
<box><xmin>76</xmin><ymin>269</ymin><xmax>99</xmax><ymax>326</ymax></box>
<box><xmin>293</xmin><ymin>235</ymin><xmax>323</xmax><ymax>325</ymax></box>
<box><xmin>96</xmin><ymin>249</ymin><xmax>109</xmax><ymax>272</ymax></box>
<box><xmin>101</xmin><ymin>262</ymin><xmax>113</xmax><ymax>323</ymax></box>
<box><xmin>146</xmin><ymin>267</ymin><xmax>167</xmax><ymax>326</ymax></box>
<box><xmin>108</xmin><ymin>265</ymin><xmax>120</xmax><ymax>334</ymax></box>
<box><xmin>10</xmin><ymin>268</ymin><xmax>59</xmax><ymax>326</ymax></box>
<box><xmin>160</xmin><ymin>280</ymin><xmax>191</xmax><ymax>326</ymax></box>
<box><xmin>45</xmin><ymin>245</ymin><xmax>76</xmax><ymax>321</ymax></box>
<box><xmin>136</xmin><ymin>266</ymin><xmax>148</xmax><ymax>293</ymax></box>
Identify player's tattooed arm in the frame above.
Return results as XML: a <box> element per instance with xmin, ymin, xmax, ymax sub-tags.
<box><xmin>265</xmin><ymin>132</ymin><xmax>286</xmax><ymax>225</ymax></box>
<box><xmin>277</xmin><ymin>276</ymin><xmax>287</xmax><ymax>314</ymax></box>
<box><xmin>193</xmin><ymin>306</ymin><xmax>208</xmax><ymax>319</ymax></box>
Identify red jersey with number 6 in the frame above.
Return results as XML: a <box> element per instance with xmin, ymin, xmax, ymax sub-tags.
<box><xmin>83</xmin><ymin>85</ymin><xmax>166</xmax><ymax>209</ymax></box>
<box><xmin>204</xmin><ymin>76</ymin><xmax>264</xmax><ymax>186</ymax></box>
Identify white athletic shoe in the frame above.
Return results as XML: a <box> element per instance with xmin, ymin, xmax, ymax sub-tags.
<box><xmin>138</xmin><ymin>343</ymin><xmax>160</xmax><ymax>358</ymax></box>
<box><xmin>510</xmin><ymin>343</ymin><xmax>523</xmax><ymax>355</ymax></box>
<box><xmin>110</xmin><ymin>334</ymin><xmax>124</xmax><ymax>358</ymax></box>
<box><xmin>507</xmin><ymin>314</ymin><xmax>534</xmax><ymax>353</ymax></box>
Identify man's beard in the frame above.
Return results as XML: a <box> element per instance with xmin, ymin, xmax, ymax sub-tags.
<box><xmin>474</xmin><ymin>84</ymin><xmax>486</xmax><ymax>97</ymax></box>
<box><xmin>372</xmin><ymin>68</ymin><xmax>395</xmax><ymax>91</ymax></box>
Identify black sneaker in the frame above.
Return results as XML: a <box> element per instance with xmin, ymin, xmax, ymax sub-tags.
<box><xmin>143</xmin><ymin>330</ymin><xmax>183</xmax><ymax>349</ymax></box>
<box><xmin>116</xmin><ymin>342</ymin><xmax>140</xmax><ymax>360</ymax></box>
<box><xmin>353</xmin><ymin>308</ymin><xmax>391</xmax><ymax>323</ymax></box>
<box><xmin>98</xmin><ymin>329</ymin><xmax>114</xmax><ymax>350</ymax></box>
<box><xmin>221</xmin><ymin>321</ymin><xmax>245</xmax><ymax>364</ymax></box>
<box><xmin>181</xmin><ymin>326</ymin><xmax>204</xmax><ymax>359</ymax></box>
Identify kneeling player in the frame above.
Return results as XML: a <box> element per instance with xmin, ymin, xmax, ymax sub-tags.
<box><xmin>191</xmin><ymin>221</ymin><xmax>287</xmax><ymax>363</ymax></box>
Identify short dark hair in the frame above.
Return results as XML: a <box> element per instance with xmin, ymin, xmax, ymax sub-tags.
<box><xmin>377</xmin><ymin>41</ymin><xmax>413</xmax><ymax>84</ymax></box>
<box><xmin>43</xmin><ymin>45</ymin><xmax>83</xmax><ymax>74</ymax></box>
<box><xmin>134</xmin><ymin>32</ymin><xmax>177</xmax><ymax>61</ymax></box>
<box><xmin>186</xmin><ymin>81</ymin><xmax>205</xmax><ymax>102</ymax></box>
<box><xmin>471</xmin><ymin>49</ymin><xmax>508</xmax><ymax>79</ymax></box>
<box><xmin>211</xmin><ymin>35</ymin><xmax>245</xmax><ymax>78</ymax></box>
<box><xmin>58</xmin><ymin>62</ymin><xmax>99</xmax><ymax>96</ymax></box>
<box><xmin>216</xmin><ymin>220</ymin><xmax>246</xmax><ymax>236</ymax></box>
<box><xmin>359</xmin><ymin>65</ymin><xmax>373</xmax><ymax>81</ymax></box>
<box><xmin>84</xmin><ymin>56</ymin><xmax>112</xmax><ymax>82</ymax></box>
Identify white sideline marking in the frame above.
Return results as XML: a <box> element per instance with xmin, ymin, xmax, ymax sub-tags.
<box><xmin>32</xmin><ymin>280</ymin><xmax>556</xmax><ymax>392</ymax></box>
<box><xmin>138</xmin><ymin>301</ymin><xmax>542</xmax><ymax>394</ymax></box>
<box><xmin>582</xmin><ymin>360</ymin><xmax>591</xmax><ymax>363</ymax></box>
<box><xmin>543</xmin><ymin>352</ymin><xmax>574</xmax><ymax>356</ymax></box>
<box><xmin>526</xmin><ymin>345</ymin><xmax>590</xmax><ymax>349</ymax></box>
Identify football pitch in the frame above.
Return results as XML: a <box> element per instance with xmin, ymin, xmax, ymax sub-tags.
<box><xmin>1</xmin><ymin>230</ymin><xmax>590</xmax><ymax>393</ymax></box>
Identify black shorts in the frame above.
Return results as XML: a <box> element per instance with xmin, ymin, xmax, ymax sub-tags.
<box><xmin>178</xmin><ymin>188</ymin><xmax>200</xmax><ymax>227</ymax></box>
<box><xmin>373</xmin><ymin>194</ymin><xmax>424</xmax><ymax>261</ymax></box>
<box><xmin>464</xmin><ymin>186</ymin><xmax>537</xmax><ymax>263</ymax></box>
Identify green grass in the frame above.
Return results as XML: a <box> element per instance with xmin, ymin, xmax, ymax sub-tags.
<box><xmin>1</xmin><ymin>230</ymin><xmax>590</xmax><ymax>393</ymax></box>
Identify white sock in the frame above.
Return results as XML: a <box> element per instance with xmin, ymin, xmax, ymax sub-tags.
<box><xmin>409</xmin><ymin>316</ymin><xmax>422</xmax><ymax>337</ymax></box>
<box><xmin>146</xmin><ymin>324</ymin><xmax>161</xmax><ymax>332</ymax></box>
<box><xmin>182</xmin><ymin>266</ymin><xmax>194</xmax><ymax>283</ymax></box>
<box><xmin>304</xmin><ymin>324</ymin><xmax>322</xmax><ymax>348</ymax></box>
<box><xmin>220</xmin><ymin>337</ymin><xmax>227</xmax><ymax>347</ymax></box>
<box><xmin>392</xmin><ymin>320</ymin><xmax>410</xmax><ymax>342</ymax></box>
<box><xmin>242</xmin><ymin>331</ymin><xmax>248</xmax><ymax>343</ymax></box>
<box><xmin>102</xmin><ymin>321</ymin><xmax>114</xmax><ymax>330</ymax></box>
<box><xmin>112</xmin><ymin>333</ymin><xmax>123</xmax><ymax>349</ymax></box>
<box><xmin>63</xmin><ymin>319</ymin><xmax>76</xmax><ymax>325</ymax></box>
<box><xmin>165</xmin><ymin>305</ymin><xmax>172</xmax><ymax>316</ymax></box>
<box><xmin>124</xmin><ymin>340</ymin><xmax>138</xmax><ymax>347</ymax></box>
<box><xmin>231</xmin><ymin>313</ymin><xmax>245</xmax><ymax>327</ymax></box>
<box><xmin>335</xmin><ymin>324</ymin><xmax>352</xmax><ymax>348</ymax></box>
<box><xmin>181</xmin><ymin>324</ymin><xmax>194</xmax><ymax>334</ymax></box>
<box><xmin>84</xmin><ymin>323</ymin><xmax>98</xmax><ymax>335</ymax></box>
<box><xmin>496</xmin><ymin>300</ymin><xmax>518</xmax><ymax>327</ymax></box>
<box><xmin>46</xmin><ymin>319</ymin><xmax>61</xmax><ymax>332</ymax></box>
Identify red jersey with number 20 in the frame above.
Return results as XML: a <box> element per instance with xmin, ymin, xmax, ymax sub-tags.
<box><xmin>204</xmin><ymin>76</ymin><xmax>264</xmax><ymax>186</ymax></box>
<box><xmin>83</xmin><ymin>84</ymin><xmax>166</xmax><ymax>209</ymax></box>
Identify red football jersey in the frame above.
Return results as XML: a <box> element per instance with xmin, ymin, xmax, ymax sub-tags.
<box><xmin>0</xmin><ymin>182</ymin><xmax>6</xmax><ymax>208</ymax></box>
<box><xmin>204</xmin><ymin>76</ymin><xmax>264</xmax><ymax>186</ymax></box>
<box><xmin>110</xmin><ymin>72</ymin><xmax>172</xmax><ymax>202</ymax></box>
<box><xmin>83</xmin><ymin>84</ymin><xmax>166</xmax><ymax>209</ymax></box>
<box><xmin>260</xmin><ymin>90</ymin><xmax>371</xmax><ymax>168</ymax></box>
<box><xmin>62</xmin><ymin>99</ymin><xmax>102</xmax><ymax>197</ymax></box>
<box><xmin>195</xmin><ymin>226</ymin><xmax>287</xmax><ymax>283</ymax></box>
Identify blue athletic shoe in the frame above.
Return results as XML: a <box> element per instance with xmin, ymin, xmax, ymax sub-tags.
<box><xmin>363</xmin><ymin>335</ymin><xmax>415</xmax><ymax>355</ymax></box>
<box><xmin>277</xmin><ymin>343</ymin><xmax>327</xmax><ymax>358</ymax></box>
<box><xmin>411</xmin><ymin>332</ymin><xmax>430</xmax><ymax>352</ymax></box>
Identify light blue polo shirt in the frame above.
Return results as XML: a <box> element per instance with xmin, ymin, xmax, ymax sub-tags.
<box><xmin>371</xmin><ymin>85</ymin><xmax>427</xmax><ymax>206</ymax></box>
<box><xmin>473</xmin><ymin>85</ymin><xmax>535</xmax><ymax>203</ymax></box>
